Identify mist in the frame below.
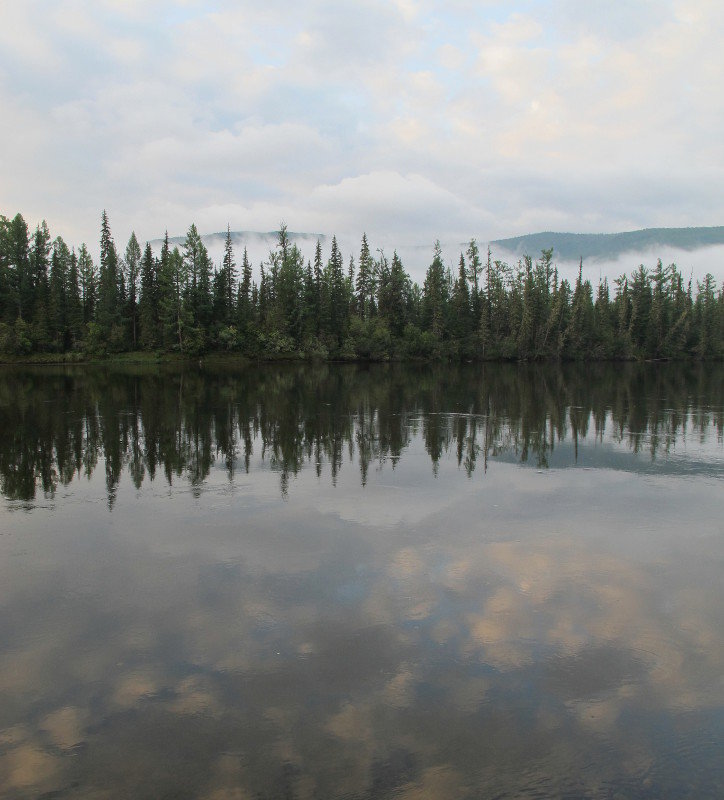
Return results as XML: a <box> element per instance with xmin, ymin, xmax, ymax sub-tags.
<box><xmin>150</xmin><ymin>230</ymin><xmax>724</xmax><ymax>291</ymax></box>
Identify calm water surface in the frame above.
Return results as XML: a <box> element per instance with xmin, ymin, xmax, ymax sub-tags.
<box><xmin>0</xmin><ymin>362</ymin><xmax>722</xmax><ymax>799</ymax></box>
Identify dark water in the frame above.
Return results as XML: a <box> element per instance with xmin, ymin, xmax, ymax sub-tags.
<box><xmin>0</xmin><ymin>362</ymin><xmax>722</xmax><ymax>799</ymax></box>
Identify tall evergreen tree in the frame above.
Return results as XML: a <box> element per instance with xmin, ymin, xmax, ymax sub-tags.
<box><xmin>159</xmin><ymin>246</ymin><xmax>189</xmax><ymax>351</ymax></box>
<box><xmin>124</xmin><ymin>232</ymin><xmax>142</xmax><ymax>349</ymax></box>
<box><xmin>48</xmin><ymin>236</ymin><xmax>71</xmax><ymax>350</ymax></box>
<box><xmin>29</xmin><ymin>221</ymin><xmax>52</xmax><ymax>346</ymax></box>
<box><xmin>0</xmin><ymin>215</ymin><xmax>9</xmax><ymax>323</ymax></box>
<box><xmin>237</xmin><ymin>247</ymin><xmax>252</xmax><ymax>333</ymax></box>
<box><xmin>301</xmin><ymin>258</ymin><xmax>317</xmax><ymax>341</ymax></box>
<box><xmin>214</xmin><ymin>225</ymin><xmax>237</xmax><ymax>326</ymax></box>
<box><xmin>628</xmin><ymin>265</ymin><xmax>652</xmax><ymax>355</ymax></box>
<box><xmin>138</xmin><ymin>242</ymin><xmax>158</xmax><ymax>349</ymax></box>
<box><xmin>422</xmin><ymin>241</ymin><xmax>449</xmax><ymax>339</ymax></box>
<box><xmin>313</xmin><ymin>239</ymin><xmax>323</xmax><ymax>335</ymax></box>
<box><xmin>378</xmin><ymin>251</ymin><xmax>408</xmax><ymax>338</ymax></box>
<box><xmin>98</xmin><ymin>210</ymin><xmax>121</xmax><ymax>344</ymax></box>
<box><xmin>646</xmin><ymin>259</ymin><xmax>668</xmax><ymax>357</ymax></box>
<box><xmin>466</xmin><ymin>238</ymin><xmax>483</xmax><ymax>324</ymax></box>
<box><xmin>567</xmin><ymin>259</ymin><xmax>595</xmax><ymax>358</ymax></box>
<box><xmin>78</xmin><ymin>244</ymin><xmax>97</xmax><ymax>326</ymax></box>
<box><xmin>275</xmin><ymin>224</ymin><xmax>305</xmax><ymax>344</ymax></box>
<box><xmin>6</xmin><ymin>214</ymin><xmax>30</xmax><ymax>321</ymax></box>
<box><xmin>67</xmin><ymin>248</ymin><xmax>83</xmax><ymax>346</ymax></box>
<box><xmin>356</xmin><ymin>233</ymin><xmax>375</xmax><ymax>320</ymax></box>
<box><xmin>183</xmin><ymin>223</ymin><xmax>212</xmax><ymax>337</ymax></box>
<box><xmin>613</xmin><ymin>275</ymin><xmax>632</xmax><ymax>357</ymax></box>
<box><xmin>695</xmin><ymin>273</ymin><xmax>719</xmax><ymax>358</ymax></box>
<box><xmin>450</xmin><ymin>253</ymin><xmax>472</xmax><ymax>342</ymax></box>
<box><xmin>594</xmin><ymin>278</ymin><xmax>613</xmax><ymax>356</ymax></box>
<box><xmin>324</xmin><ymin>235</ymin><xmax>346</xmax><ymax>344</ymax></box>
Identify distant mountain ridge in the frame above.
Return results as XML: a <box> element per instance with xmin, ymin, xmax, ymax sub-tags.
<box><xmin>491</xmin><ymin>226</ymin><xmax>724</xmax><ymax>262</ymax></box>
<box><xmin>148</xmin><ymin>226</ymin><xmax>724</xmax><ymax>283</ymax></box>
<box><xmin>154</xmin><ymin>226</ymin><xmax>724</xmax><ymax>265</ymax></box>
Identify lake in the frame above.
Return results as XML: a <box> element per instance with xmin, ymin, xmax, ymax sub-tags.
<box><xmin>0</xmin><ymin>361</ymin><xmax>722</xmax><ymax>799</ymax></box>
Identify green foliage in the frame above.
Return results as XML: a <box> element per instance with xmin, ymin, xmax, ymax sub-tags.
<box><xmin>0</xmin><ymin>209</ymin><xmax>721</xmax><ymax>362</ymax></box>
<box><xmin>217</xmin><ymin>325</ymin><xmax>242</xmax><ymax>351</ymax></box>
<box><xmin>84</xmin><ymin>321</ymin><xmax>106</xmax><ymax>355</ymax></box>
<box><xmin>123</xmin><ymin>232</ymin><xmax>142</xmax><ymax>349</ymax></box>
<box><xmin>97</xmin><ymin>211</ymin><xmax>121</xmax><ymax>339</ymax></box>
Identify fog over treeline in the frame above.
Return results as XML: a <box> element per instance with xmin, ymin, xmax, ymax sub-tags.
<box><xmin>0</xmin><ymin>210</ymin><xmax>722</xmax><ymax>361</ymax></box>
<box><xmin>152</xmin><ymin>229</ymin><xmax>724</xmax><ymax>290</ymax></box>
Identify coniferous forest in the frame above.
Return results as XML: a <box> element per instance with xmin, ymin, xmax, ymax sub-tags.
<box><xmin>0</xmin><ymin>210</ymin><xmax>722</xmax><ymax>361</ymax></box>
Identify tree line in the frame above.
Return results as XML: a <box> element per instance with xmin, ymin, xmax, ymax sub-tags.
<box><xmin>0</xmin><ymin>210</ymin><xmax>722</xmax><ymax>360</ymax></box>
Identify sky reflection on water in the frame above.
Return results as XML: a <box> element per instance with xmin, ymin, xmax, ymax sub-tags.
<box><xmin>0</xmin><ymin>362</ymin><xmax>722</xmax><ymax>798</ymax></box>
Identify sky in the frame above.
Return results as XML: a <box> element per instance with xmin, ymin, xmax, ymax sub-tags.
<box><xmin>1</xmin><ymin>0</ymin><xmax>723</xmax><ymax>272</ymax></box>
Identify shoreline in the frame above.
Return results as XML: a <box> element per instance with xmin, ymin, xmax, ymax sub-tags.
<box><xmin>0</xmin><ymin>350</ymin><xmax>720</xmax><ymax>367</ymax></box>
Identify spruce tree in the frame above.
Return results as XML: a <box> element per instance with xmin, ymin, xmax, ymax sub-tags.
<box><xmin>183</xmin><ymin>223</ymin><xmax>212</xmax><ymax>336</ymax></box>
<box><xmin>78</xmin><ymin>244</ymin><xmax>97</xmax><ymax>325</ymax></box>
<box><xmin>67</xmin><ymin>248</ymin><xmax>83</xmax><ymax>347</ymax></box>
<box><xmin>313</xmin><ymin>239</ymin><xmax>323</xmax><ymax>335</ymax></box>
<box><xmin>450</xmin><ymin>253</ymin><xmax>471</xmax><ymax>342</ymax></box>
<box><xmin>138</xmin><ymin>242</ymin><xmax>158</xmax><ymax>349</ymax></box>
<box><xmin>30</xmin><ymin>221</ymin><xmax>52</xmax><ymax>347</ymax></box>
<box><xmin>422</xmin><ymin>241</ymin><xmax>448</xmax><ymax>339</ymax></box>
<box><xmin>567</xmin><ymin>260</ymin><xmax>595</xmax><ymax>358</ymax></box>
<box><xmin>7</xmin><ymin>214</ymin><xmax>30</xmax><ymax>322</ymax></box>
<box><xmin>98</xmin><ymin>210</ymin><xmax>121</xmax><ymax>344</ymax></box>
<box><xmin>386</xmin><ymin>252</ymin><xmax>408</xmax><ymax>338</ymax></box>
<box><xmin>237</xmin><ymin>247</ymin><xmax>252</xmax><ymax>333</ymax></box>
<box><xmin>594</xmin><ymin>278</ymin><xmax>613</xmax><ymax>357</ymax></box>
<box><xmin>695</xmin><ymin>274</ymin><xmax>719</xmax><ymax>358</ymax></box>
<box><xmin>222</xmin><ymin>225</ymin><xmax>237</xmax><ymax>325</ymax></box>
<box><xmin>324</xmin><ymin>236</ymin><xmax>346</xmax><ymax>344</ymax></box>
<box><xmin>274</xmin><ymin>224</ymin><xmax>304</xmax><ymax>344</ymax></box>
<box><xmin>0</xmin><ymin>215</ymin><xmax>9</xmax><ymax>323</ymax></box>
<box><xmin>159</xmin><ymin>246</ymin><xmax>189</xmax><ymax>351</ymax></box>
<box><xmin>466</xmin><ymin>238</ymin><xmax>482</xmax><ymax>324</ymax></box>
<box><xmin>124</xmin><ymin>232</ymin><xmax>141</xmax><ymax>349</ymax></box>
<box><xmin>356</xmin><ymin>233</ymin><xmax>375</xmax><ymax>320</ymax></box>
<box><xmin>49</xmin><ymin>236</ymin><xmax>71</xmax><ymax>350</ymax></box>
<box><xmin>628</xmin><ymin>265</ymin><xmax>652</xmax><ymax>355</ymax></box>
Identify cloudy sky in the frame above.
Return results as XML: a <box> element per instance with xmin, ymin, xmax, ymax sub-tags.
<box><xmin>1</xmin><ymin>0</ymin><xmax>723</xmax><ymax>256</ymax></box>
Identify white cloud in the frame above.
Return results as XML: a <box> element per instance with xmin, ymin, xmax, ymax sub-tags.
<box><xmin>306</xmin><ymin>171</ymin><xmax>485</xmax><ymax>240</ymax></box>
<box><xmin>0</xmin><ymin>0</ymin><xmax>723</xmax><ymax>272</ymax></box>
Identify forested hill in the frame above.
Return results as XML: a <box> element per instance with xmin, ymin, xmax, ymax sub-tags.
<box><xmin>492</xmin><ymin>227</ymin><xmax>724</xmax><ymax>261</ymax></box>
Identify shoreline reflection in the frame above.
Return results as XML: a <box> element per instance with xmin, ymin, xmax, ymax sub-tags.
<box><xmin>0</xmin><ymin>362</ymin><xmax>721</xmax><ymax>505</ymax></box>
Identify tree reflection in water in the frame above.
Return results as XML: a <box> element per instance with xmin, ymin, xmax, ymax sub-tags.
<box><xmin>0</xmin><ymin>361</ymin><xmax>721</xmax><ymax>505</ymax></box>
